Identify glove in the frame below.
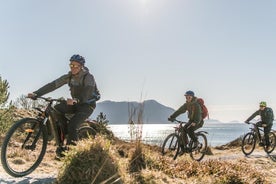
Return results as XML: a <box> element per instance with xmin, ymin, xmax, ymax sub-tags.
<box><xmin>244</xmin><ymin>120</ymin><xmax>249</xmax><ymax>124</ymax></box>
<box><xmin>168</xmin><ymin>117</ymin><xmax>175</xmax><ymax>122</ymax></box>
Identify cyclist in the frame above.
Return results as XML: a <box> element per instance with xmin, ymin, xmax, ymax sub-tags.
<box><xmin>28</xmin><ymin>54</ymin><xmax>99</xmax><ymax>153</ymax></box>
<box><xmin>168</xmin><ymin>90</ymin><xmax>203</xmax><ymax>154</ymax></box>
<box><xmin>245</xmin><ymin>101</ymin><xmax>274</xmax><ymax>146</ymax></box>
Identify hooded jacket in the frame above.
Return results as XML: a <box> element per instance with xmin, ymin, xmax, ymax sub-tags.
<box><xmin>33</xmin><ymin>67</ymin><xmax>97</xmax><ymax>104</ymax></box>
<box><xmin>170</xmin><ymin>97</ymin><xmax>202</xmax><ymax>124</ymax></box>
<box><xmin>246</xmin><ymin>107</ymin><xmax>274</xmax><ymax>125</ymax></box>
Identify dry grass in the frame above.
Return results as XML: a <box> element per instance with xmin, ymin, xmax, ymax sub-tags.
<box><xmin>56</xmin><ymin>136</ymin><xmax>120</xmax><ymax>184</ymax></box>
<box><xmin>2</xmin><ymin>108</ymin><xmax>273</xmax><ymax>184</ymax></box>
<box><xmin>53</xmin><ymin>135</ymin><xmax>269</xmax><ymax>184</ymax></box>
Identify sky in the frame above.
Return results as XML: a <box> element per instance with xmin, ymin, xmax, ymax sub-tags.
<box><xmin>1</xmin><ymin>0</ymin><xmax>276</xmax><ymax>122</ymax></box>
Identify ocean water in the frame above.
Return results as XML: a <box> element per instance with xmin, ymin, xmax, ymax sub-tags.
<box><xmin>108</xmin><ymin>123</ymin><xmax>276</xmax><ymax>147</ymax></box>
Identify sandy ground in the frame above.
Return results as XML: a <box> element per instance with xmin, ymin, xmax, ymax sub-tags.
<box><xmin>0</xmin><ymin>146</ymin><xmax>61</xmax><ymax>184</ymax></box>
<box><xmin>1</xmin><ymin>145</ymin><xmax>276</xmax><ymax>184</ymax></box>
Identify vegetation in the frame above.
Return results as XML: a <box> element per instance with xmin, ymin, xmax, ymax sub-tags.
<box><xmin>55</xmin><ymin>100</ymin><xmax>267</xmax><ymax>184</ymax></box>
<box><xmin>0</xmin><ymin>76</ymin><xmax>14</xmax><ymax>135</ymax></box>
<box><xmin>13</xmin><ymin>94</ymin><xmax>47</xmax><ymax>110</ymax></box>
<box><xmin>54</xmin><ymin>135</ymin><xmax>267</xmax><ymax>184</ymax></box>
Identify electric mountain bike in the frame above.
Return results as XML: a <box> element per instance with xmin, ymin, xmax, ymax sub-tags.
<box><xmin>241</xmin><ymin>122</ymin><xmax>276</xmax><ymax>156</ymax></box>
<box><xmin>1</xmin><ymin>96</ymin><xmax>96</xmax><ymax>177</ymax></box>
<box><xmin>161</xmin><ymin>119</ymin><xmax>208</xmax><ymax>161</ymax></box>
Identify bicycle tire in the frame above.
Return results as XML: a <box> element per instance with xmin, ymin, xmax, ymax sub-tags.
<box><xmin>161</xmin><ymin>133</ymin><xmax>180</xmax><ymax>160</ymax></box>
<box><xmin>263</xmin><ymin>131</ymin><xmax>276</xmax><ymax>154</ymax></box>
<box><xmin>78</xmin><ymin>126</ymin><xmax>97</xmax><ymax>140</ymax></box>
<box><xmin>189</xmin><ymin>133</ymin><xmax>207</xmax><ymax>161</ymax></box>
<box><xmin>241</xmin><ymin>132</ymin><xmax>256</xmax><ymax>156</ymax></box>
<box><xmin>1</xmin><ymin>118</ymin><xmax>48</xmax><ymax>177</ymax></box>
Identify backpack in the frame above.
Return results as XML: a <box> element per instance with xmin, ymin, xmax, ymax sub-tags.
<box><xmin>68</xmin><ymin>73</ymin><xmax>101</xmax><ymax>102</ymax></box>
<box><xmin>197</xmin><ymin>98</ymin><xmax>209</xmax><ymax>119</ymax></box>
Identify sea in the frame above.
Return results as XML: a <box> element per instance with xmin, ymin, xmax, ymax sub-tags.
<box><xmin>108</xmin><ymin>122</ymin><xmax>276</xmax><ymax>147</ymax></box>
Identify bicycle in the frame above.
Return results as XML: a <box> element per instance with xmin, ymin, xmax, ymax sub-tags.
<box><xmin>161</xmin><ymin>119</ymin><xmax>208</xmax><ymax>161</ymax></box>
<box><xmin>241</xmin><ymin>122</ymin><xmax>276</xmax><ymax>156</ymax></box>
<box><xmin>1</xmin><ymin>96</ymin><xmax>96</xmax><ymax>177</ymax></box>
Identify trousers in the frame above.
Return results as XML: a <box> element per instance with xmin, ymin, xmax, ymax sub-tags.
<box><xmin>54</xmin><ymin>101</ymin><xmax>94</xmax><ymax>145</ymax></box>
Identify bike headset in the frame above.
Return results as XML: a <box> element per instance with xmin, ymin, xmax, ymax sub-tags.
<box><xmin>70</xmin><ymin>54</ymin><xmax>85</xmax><ymax>65</ymax></box>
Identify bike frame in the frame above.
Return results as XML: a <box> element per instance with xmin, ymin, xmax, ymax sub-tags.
<box><xmin>34</xmin><ymin>97</ymin><xmax>66</xmax><ymax>147</ymax></box>
<box><xmin>249</xmin><ymin>122</ymin><xmax>265</xmax><ymax>143</ymax></box>
<box><xmin>173</xmin><ymin>120</ymin><xmax>208</xmax><ymax>148</ymax></box>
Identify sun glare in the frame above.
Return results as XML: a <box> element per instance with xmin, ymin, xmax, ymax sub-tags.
<box><xmin>139</xmin><ymin>0</ymin><xmax>149</xmax><ymax>5</ymax></box>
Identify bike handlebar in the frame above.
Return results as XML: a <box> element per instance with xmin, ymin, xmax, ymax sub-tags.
<box><xmin>27</xmin><ymin>96</ymin><xmax>65</xmax><ymax>103</ymax></box>
<box><xmin>172</xmin><ymin>119</ymin><xmax>188</xmax><ymax>124</ymax></box>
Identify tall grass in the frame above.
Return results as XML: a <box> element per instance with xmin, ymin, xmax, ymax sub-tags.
<box><xmin>56</xmin><ymin>136</ymin><xmax>121</xmax><ymax>184</ymax></box>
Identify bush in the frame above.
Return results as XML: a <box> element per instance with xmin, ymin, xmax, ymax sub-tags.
<box><xmin>56</xmin><ymin>136</ymin><xmax>121</xmax><ymax>184</ymax></box>
<box><xmin>0</xmin><ymin>76</ymin><xmax>14</xmax><ymax>135</ymax></box>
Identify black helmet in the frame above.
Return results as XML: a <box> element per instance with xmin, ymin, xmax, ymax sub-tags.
<box><xmin>70</xmin><ymin>54</ymin><xmax>85</xmax><ymax>65</ymax></box>
<box><xmin>184</xmin><ymin>90</ymin><xmax>195</xmax><ymax>96</ymax></box>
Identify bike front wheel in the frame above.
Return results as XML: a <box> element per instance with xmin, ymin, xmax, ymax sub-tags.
<box><xmin>78</xmin><ymin>126</ymin><xmax>97</xmax><ymax>140</ymax></box>
<box><xmin>1</xmin><ymin>118</ymin><xmax>48</xmax><ymax>177</ymax></box>
<box><xmin>263</xmin><ymin>131</ymin><xmax>276</xmax><ymax>154</ymax></box>
<box><xmin>189</xmin><ymin>133</ymin><xmax>208</xmax><ymax>161</ymax></box>
<box><xmin>161</xmin><ymin>133</ymin><xmax>180</xmax><ymax>160</ymax></box>
<box><xmin>241</xmin><ymin>132</ymin><xmax>256</xmax><ymax>156</ymax></box>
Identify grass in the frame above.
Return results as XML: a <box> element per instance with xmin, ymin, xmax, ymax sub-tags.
<box><xmin>53</xmin><ymin>134</ymin><xmax>268</xmax><ymax>184</ymax></box>
<box><xmin>1</xmin><ymin>106</ymin><xmax>271</xmax><ymax>184</ymax></box>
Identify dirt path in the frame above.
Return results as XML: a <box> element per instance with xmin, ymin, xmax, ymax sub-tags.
<box><xmin>208</xmin><ymin>147</ymin><xmax>276</xmax><ymax>183</ymax></box>
<box><xmin>0</xmin><ymin>147</ymin><xmax>61</xmax><ymax>184</ymax></box>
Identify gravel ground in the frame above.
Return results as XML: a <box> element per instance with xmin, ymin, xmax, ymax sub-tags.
<box><xmin>0</xmin><ymin>173</ymin><xmax>56</xmax><ymax>184</ymax></box>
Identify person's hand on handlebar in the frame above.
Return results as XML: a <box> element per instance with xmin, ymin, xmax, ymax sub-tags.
<box><xmin>168</xmin><ymin>117</ymin><xmax>175</xmax><ymax>122</ymax></box>
<box><xmin>67</xmin><ymin>98</ymin><xmax>78</xmax><ymax>105</ymax></box>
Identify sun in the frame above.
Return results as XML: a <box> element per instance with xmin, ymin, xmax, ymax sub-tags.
<box><xmin>139</xmin><ymin>0</ymin><xmax>149</xmax><ymax>6</ymax></box>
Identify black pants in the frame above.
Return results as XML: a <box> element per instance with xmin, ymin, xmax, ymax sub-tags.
<box><xmin>256</xmin><ymin>121</ymin><xmax>272</xmax><ymax>145</ymax></box>
<box><xmin>181</xmin><ymin>120</ymin><xmax>203</xmax><ymax>145</ymax></box>
<box><xmin>54</xmin><ymin>101</ymin><xmax>94</xmax><ymax>145</ymax></box>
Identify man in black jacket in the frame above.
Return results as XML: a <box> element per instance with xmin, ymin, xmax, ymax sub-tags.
<box><xmin>28</xmin><ymin>54</ymin><xmax>99</xmax><ymax>147</ymax></box>
<box><xmin>245</xmin><ymin>101</ymin><xmax>274</xmax><ymax>146</ymax></box>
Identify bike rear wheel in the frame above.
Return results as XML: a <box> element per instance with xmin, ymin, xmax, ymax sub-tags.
<box><xmin>263</xmin><ymin>132</ymin><xmax>276</xmax><ymax>154</ymax></box>
<box><xmin>189</xmin><ymin>133</ymin><xmax>207</xmax><ymax>161</ymax></box>
<box><xmin>1</xmin><ymin>118</ymin><xmax>48</xmax><ymax>177</ymax></box>
<box><xmin>78</xmin><ymin>126</ymin><xmax>97</xmax><ymax>140</ymax></box>
<box><xmin>161</xmin><ymin>133</ymin><xmax>180</xmax><ymax>160</ymax></box>
<box><xmin>241</xmin><ymin>132</ymin><xmax>256</xmax><ymax>156</ymax></box>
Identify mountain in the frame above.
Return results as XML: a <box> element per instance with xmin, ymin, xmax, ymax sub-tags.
<box><xmin>90</xmin><ymin>99</ymin><xmax>178</xmax><ymax>124</ymax></box>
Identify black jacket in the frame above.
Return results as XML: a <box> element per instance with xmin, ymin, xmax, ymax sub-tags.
<box><xmin>246</xmin><ymin>107</ymin><xmax>274</xmax><ymax>125</ymax></box>
<box><xmin>34</xmin><ymin>68</ymin><xmax>97</xmax><ymax>104</ymax></box>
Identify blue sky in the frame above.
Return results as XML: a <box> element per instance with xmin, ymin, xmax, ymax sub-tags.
<box><xmin>1</xmin><ymin>1</ymin><xmax>276</xmax><ymax>122</ymax></box>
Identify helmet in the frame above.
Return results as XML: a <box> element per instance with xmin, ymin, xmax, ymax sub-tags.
<box><xmin>184</xmin><ymin>90</ymin><xmax>195</xmax><ymax>96</ymax></box>
<box><xmin>70</xmin><ymin>54</ymin><xmax>85</xmax><ymax>65</ymax></box>
<box><xmin>259</xmin><ymin>101</ymin><xmax>267</xmax><ymax>107</ymax></box>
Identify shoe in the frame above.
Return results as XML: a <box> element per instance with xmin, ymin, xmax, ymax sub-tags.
<box><xmin>55</xmin><ymin>146</ymin><xmax>68</xmax><ymax>158</ymax></box>
<box><xmin>259</xmin><ymin>142</ymin><xmax>264</xmax><ymax>146</ymax></box>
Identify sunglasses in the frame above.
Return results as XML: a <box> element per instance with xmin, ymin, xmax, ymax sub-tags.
<box><xmin>69</xmin><ymin>64</ymin><xmax>81</xmax><ymax>68</ymax></box>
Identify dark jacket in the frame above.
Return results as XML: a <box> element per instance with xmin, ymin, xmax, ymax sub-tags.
<box><xmin>170</xmin><ymin>97</ymin><xmax>202</xmax><ymax>124</ymax></box>
<box><xmin>33</xmin><ymin>68</ymin><xmax>97</xmax><ymax>104</ymax></box>
<box><xmin>246</xmin><ymin>107</ymin><xmax>274</xmax><ymax>125</ymax></box>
